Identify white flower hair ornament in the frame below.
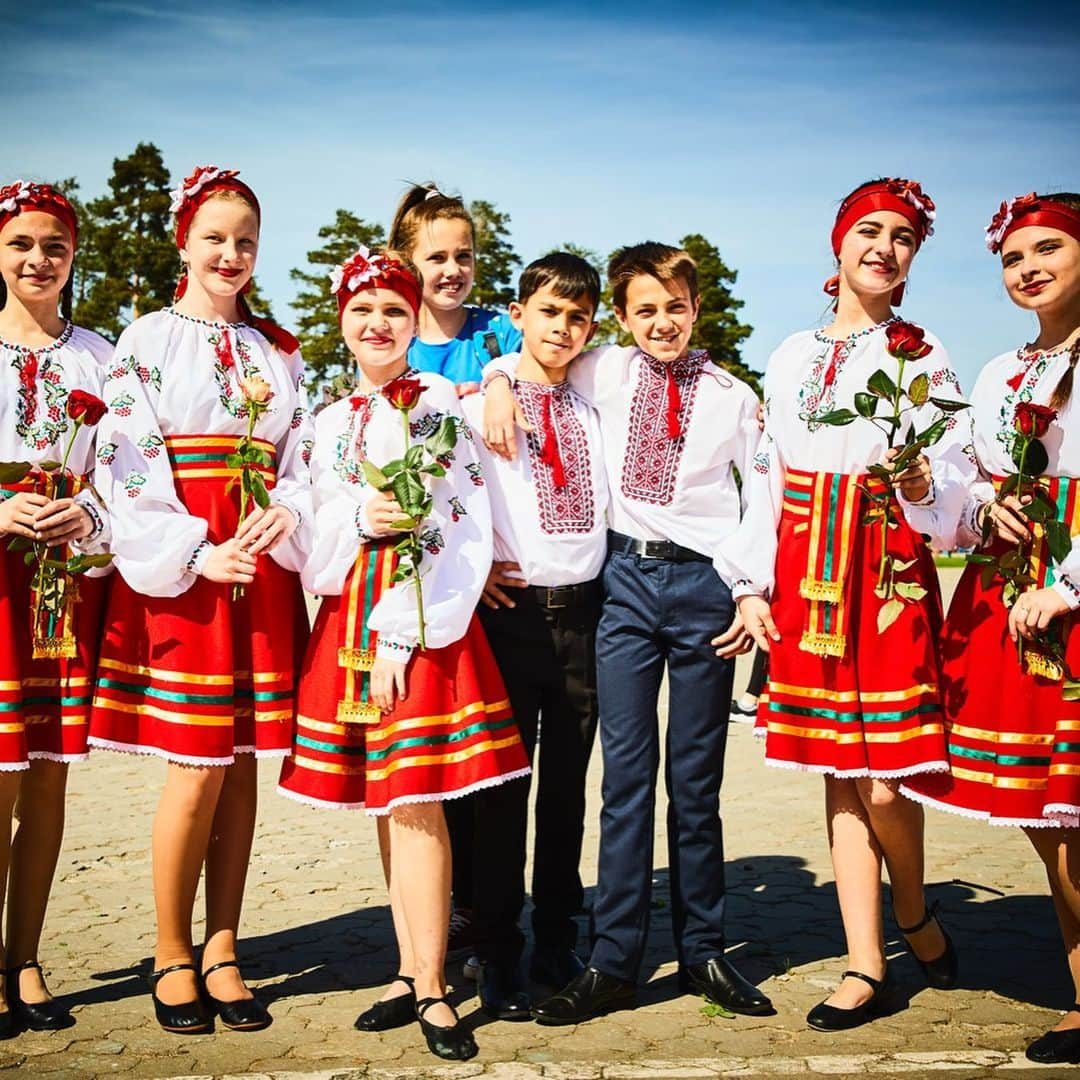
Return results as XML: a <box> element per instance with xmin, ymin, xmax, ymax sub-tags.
<box><xmin>885</xmin><ymin>179</ymin><xmax>936</xmax><ymax>239</ymax></box>
<box><xmin>0</xmin><ymin>180</ymin><xmax>32</xmax><ymax>216</ymax></box>
<box><xmin>985</xmin><ymin>192</ymin><xmax>1040</xmax><ymax>253</ymax></box>
<box><xmin>169</xmin><ymin>166</ymin><xmax>241</xmax><ymax>215</ymax></box>
<box><xmin>329</xmin><ymin>246</ymin><xmax>397</xmax><ymax>296</ymax></box>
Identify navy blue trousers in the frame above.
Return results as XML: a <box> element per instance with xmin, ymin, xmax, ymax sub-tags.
<box><xmin>589</xmin><ymin>550</ymin><xmax>735</xmax><ymax>982</ymax></box>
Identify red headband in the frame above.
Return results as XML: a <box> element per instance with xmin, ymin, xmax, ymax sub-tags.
<box><xmin>986</xmin><ymin>193</ymin><xmax>1080</xmax><ymax>254</ymax></box>
<box><xmin>331</xmin><ymin>247</ymin><xmax>422</xmax><ymax>319</ymax></box>
<box><xmin>0</xmin><ymin>181</ymin><xmax>79</xmax><ymax>246</ymax></box>
<box><xmin>170</xmin><ymin>165</ymin><xmax>298</xmax><ymax>355</ymax></box>
<box><xmin>824</xmin><ymin>178</ymin><xmax>936</xmax><ymax>307</ymax></box>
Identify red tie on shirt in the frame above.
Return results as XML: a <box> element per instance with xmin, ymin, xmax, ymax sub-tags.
<box><xmin>20</xmin><ymin>353</ymin><xmax>38</xmax><ymax>425</ymax></box>
<box><xmin>665</xmin><ymin>365</ymin><xmax>682</xmax><ymax>439</ymax></box>
<box><xmin>539</xmin><ymin>393</ymin><xmax>567</xmax><ymax>488</ymax></box>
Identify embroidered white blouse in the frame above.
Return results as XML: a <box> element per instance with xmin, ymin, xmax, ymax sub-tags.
<box><xmin>303</xmin><ymin>371</ymin><xmax>492</xmax><ymax>662</ymax></box>
<box><xmin>953</xmin><ymin>345</ymin><xmax>1080</xmax><ymax>609</ymax></box>
<box><xmin>94</xmin><ymin>309</ymin><xmax>314</xmax><ymax>597</ymax></box>
<box><xmin>713</xmin><ymin>320</ymin><xmax>975</xmax><ymax>599</ymax></box>
<box><xmin>0</xmin><ymin>322</ymin><xmax>114</xmax><ymax>551</ymax></box>
<box><xmin>461</xmin><ymin>366</ymin><xmax>609</xmax><ymax>587</ymax></box>
<box><xmin>485</xmin><ymin>345</ymin><xmax>761</xmax><ymax>558</ymax></box>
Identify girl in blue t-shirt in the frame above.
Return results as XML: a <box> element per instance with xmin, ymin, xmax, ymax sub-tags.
<box><xmin>388</xmin><ymin>183</ymin><xmax>520</xmax><ymax>391</ymax></box>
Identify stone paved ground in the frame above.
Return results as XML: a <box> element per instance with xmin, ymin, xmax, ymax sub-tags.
<box><xmin>1</xmin><ymin>571</ymin><xmax>1071</xmax><ymax>1079</ymax></box>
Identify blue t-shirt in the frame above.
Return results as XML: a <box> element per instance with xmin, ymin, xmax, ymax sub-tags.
<box><xmin>408</xmin><ymin>307</ymin><xmax>522</xmax><ymax>385</ymax></box>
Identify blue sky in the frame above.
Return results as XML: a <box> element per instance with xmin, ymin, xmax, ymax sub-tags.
<box><xmin>8</xmin><ymin>1</ymin><xmax>1080</xmax><ymax>391</ymax></box>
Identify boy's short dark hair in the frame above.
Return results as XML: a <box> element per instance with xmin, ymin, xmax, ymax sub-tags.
<box><xmin>518</xmin><ymin>253</ymin><xmax>601</xmax><ymax>317</ymax></box>
<box><xmin>608</xmin><ymin>242</ymin><xmax>698</xmax><ymax>311</ymax></box>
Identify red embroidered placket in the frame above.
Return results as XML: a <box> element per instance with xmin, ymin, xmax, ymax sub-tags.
<box><xmin>665</xmin><ymin>365</ymin><xmax>682</xmax><ymax>439</ymax></box>
<box><xmin>538</xmin><ymin>393</ymin><xmax>567</xmax><ymax>489</ymax></box>
<box><xmin>20</xmin><ymin>353</ymin><xmax>38</xmax><ymax>424</ymax></box>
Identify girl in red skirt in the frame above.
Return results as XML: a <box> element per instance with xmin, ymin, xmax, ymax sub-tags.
<box><xmin>716</xmin><ymin>179</ymin><xmax>971</xmax><ymax>1028</ymax></box>
<box><xmin>277</xmin><ymin>248</ymin><xmax>529</xmax><ymax>1060</ymax></box>
<box><xmin>903</xmin><ymin>192</ymin><xmax>1080</xmax><ymax>1064</ymax></box>
<box><xmin>89</xmin><ymin>167</ymin><xmax>313</xmax><ymax>1034</ymax></box>
<box><xmin>0</xmin><ymin>182</ymin><xmax>112</xmax><ymax>1034</ymax></box>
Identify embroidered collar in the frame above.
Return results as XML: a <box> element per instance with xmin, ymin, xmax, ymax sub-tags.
<box><xmin>0</xmin><ymin>321</ymin><xmax>74</xmax><ymax>354</ymax></box>
<box><xmin>167</xmin><ymin>306</ymin><xmax>247</xmax><ymax>329</ymax></box>
<box><xmin>813</xmin><ymin>316</ymin><xmax>899</xmax><ymax>347</ymax></box>
<box><xmin>641</xmin><ymin>349</ymin><xmax>707</xmax><ymax>377</ymax></box>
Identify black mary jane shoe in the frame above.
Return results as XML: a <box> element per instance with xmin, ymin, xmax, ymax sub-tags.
<box><xmin>1027</xmin><ymin>1006</ymin><xmax>1080</xmax><ymax>1064</ymax></box>
<box><xmin>415</xmin><ymin>995</ymin><xmax>478</xmax><ymax>1061</ymax></box>
<box><xmin>354</xmin><ymin>974</ymin><xmax>416</xmax><ymax>1032</ymax></box>
<box><xmin>5</xmin><ymin>960</ymin><xmax>74</xmax><ymax>1031</ymax></box>
<box><xmin>148</xmin><ymin>963</ymin><xmax>212</xmax><ymax>1035</ymax></box>
<box><xmin>200</xmin><ymin>960</ymin><xmax>271</xmax><ymax>1031</ymax></box>
<box><xmin>806</xmin><ymin>968</ymin><xmax>894</xmax><ymax>1031</ymax></box>
<box><xmin>897</xmin><ymin>901</ymin><xmax>959</xmax><ymax>990</ymax></box>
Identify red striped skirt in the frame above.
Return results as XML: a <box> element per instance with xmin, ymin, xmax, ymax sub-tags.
<box><xmin>903</xmin><ymin>475</ymin><xmax>1080</xmax><ymax>827</ymax></box>
<box><xmin>759</xmin><ymin>468</ymin><xmax>948</xmax><ymax>778</ymax></box>
<box><xmin>277</xmin><ymin>542</ymin><xmax>530</xmax><ymax>813</ymax></box>
<box><xmin>89</xmin><ymin>435</ymin><xmax>307</xmax><ymax>766</ymax></box>
<box><xmin>0</xmin><ymin>471</ymin><xmax>106</xmax><ymax>766</ymax></box>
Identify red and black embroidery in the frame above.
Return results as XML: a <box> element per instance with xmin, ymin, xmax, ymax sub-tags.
<box><xmin>516</xmin><ymin>382</ymin><xmax>595</xmax><ymax>535</ymax></box>
<box><xmin>619</xmin><ymin>351</ymin><xmax>706</xmax><ymax>506</ymax></box>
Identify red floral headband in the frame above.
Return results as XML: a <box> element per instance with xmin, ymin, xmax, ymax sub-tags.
<box><xmin>0</xmin><ymin>181</ymin><xmax>79</xmax><ymax>245</ymax></box>
<box><xmin>985</xmin><ymin>193</ymin><xmax>1080</xmax><ymax>253</ymax></box>
<box><xmin>170</xmin><ymin>165</ymin><xmax>260</xmax><ymax>249</ymax></box>
<box><xmin>331</xmin><ymin>247</ymin><xmax>421</xmax><ymax>318</ymax></box>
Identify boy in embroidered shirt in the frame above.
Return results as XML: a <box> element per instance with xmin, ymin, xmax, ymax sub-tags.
<box><xmin>482</xmin><ymin>242</ymin><xmax>771</xmax><ymax>1023</ymax></box>
<box><xmin>459</xmin><ymin>253</ymin><xmax>607</xmax><ymax>1019</ymax></box>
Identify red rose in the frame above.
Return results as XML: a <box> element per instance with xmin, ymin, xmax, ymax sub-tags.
<box><xmin>1014</xmin><ymin>402</ymin><xmax>1057</xmax><ymax>439</ymax></box>
<box><xmin>66</xmin><ymin>389</ymin><xmax>107</xmax><ymax>426</ymax></box>
<box><xmin>382</xmin><ymin>375</ymin><xmax>424</xmax><ymax>411</ymax></box>
<box><xmin>885</xmin><ymin>321</ymin><xmax>934</xmax><ymax>361</ymax></box>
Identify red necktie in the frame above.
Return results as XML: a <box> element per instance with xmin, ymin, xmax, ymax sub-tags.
<box><xmin>539</xmin><ymin>393</ymin><xmax>567</xmax><ymax>488</ymax></box>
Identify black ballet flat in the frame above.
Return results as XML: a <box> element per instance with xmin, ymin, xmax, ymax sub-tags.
<box><xmin>355</xmin><ymin>974</ymin><xmax>416</xmax><ymax>1032</ymax></box>
<box><xmin>1027</xmin><ymin>1006</ymin><xmax>1080</xmax><ymax>1064</ymax></box>
<box><xmin>806</xmin><ymin>968</ymin><xmax>894</xmax><ymax>1031</ymax></box>
<box><xmin>897</xmin><ymin>901</ymin><xmax>959</xmax><ymax>990</ymax></box>
<box><xmin>416</xmin><ymin>995</ymin><xmax>478</xmax><ymax>1060</ymax></box>
<box><xmin>148</xmin><ymin>963</ymin><xmax>212</xmax><ymax>1035</ymax></box>
<box><xmin>200</xmin><ymin>960</ymin><xmax>271</xmax><ymax>1031</ymax></box>
<box><xmin>5</xmin><ymin>960</ymin><xmax>74</xmax><ymax>1031</ymax></box>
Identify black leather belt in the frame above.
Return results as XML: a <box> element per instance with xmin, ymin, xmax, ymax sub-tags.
<box><xmin>529</xmin><ymin>580</ymin><xmax>601</xmax><ymax>609</ymax></box>
<box><xmin>607</xmin><ymin>529</ymin><xmax>711</xmax><ymax>564</ymax></box>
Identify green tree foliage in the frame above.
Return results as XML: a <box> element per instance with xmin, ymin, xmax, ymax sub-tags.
<box><xmin>289</xmin><ymin>209</ymin><xmax>386</xmax><ymax>394</ymax></box>
<box><xmin>243</xmin><ymin>278</ymin><xmax>275</xmax><ymax>321</ymax></box>
<box><xmin>73</xmin><ymin>143</ymin><xmax>175</xmax><ymax>337</ymax></box>
<box><xmin>469</xmin><ymin>200</ymin><xmax>521</xmax><ymax>309</ymax></box>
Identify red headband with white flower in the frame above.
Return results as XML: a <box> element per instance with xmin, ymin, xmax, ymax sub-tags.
<box><xmin>331</xmin><ymin>246</ymin><xmax>421</xmax><ymax>318</ymax></box>
<box><xmin>824</xmin><ymin>178</ymin><xmax>936</xmax><ymax>307</ymax></box>
<box><xmin>985</xmin><ymin>193</ymin><xmax>1080</xmax><ymax>254</ymax></box>
<box><xmin>0</xmin><ymin>181</ymin><xmax>79</xmax><ymax>245</ymax></box>
<box><xmin>170</xmin><ymin>165</ymin><xmax>260</xmax><ymax>248</ymax></box>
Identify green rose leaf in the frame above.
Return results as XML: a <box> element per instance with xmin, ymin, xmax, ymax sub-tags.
<box><xmin>249</xmin><ymin>472</ymin><xmax>272</xmax><ymax>510</ymax></box>
<box><xmin>1045</xmin><ymin>519</ymin><xmax>1074</xmax><ymax>565</ymax></box>
<box><xmin>895</xmin><ymin>581</ymin><xmax>928</xmax><ymax>602</ymax></box>
<box><xmin>928</xmin><ymin>396</ymin><xmax>970</xmax><ymax>413</ymax></box>
<box><xmin>877</xmin><ymin>598</ymin><xmax>905</xmax><ymax>633</ymax></box>
<box><xmin>854</xmin><ymin>392</ymin><xmax>879</xmax><ymax>419</ymax></box>
<box><xmin>390</xmin><ymin>516</ymin><xmax>417</xmax><ymax>530</ymax></box>
<box><xmin>38</xmin><ymin>459</ymin><xmax>62</xmax><ymax>473</ymax></box>
<box><xmin>6</xmin><ymin>536</ymin><xmax>32</xmax><ymax>552</ymax></box>
<box><xmin>79</xmin><ymin>553</ymin><xmax>114</xmax><ymax>568</ymax></box>
<box><xmin>0</xmin><ymin>462</ymin><xmax>33</xmax><ymax>485</ymax></box>
<box><xmin>362</xmin><ymin>460</ymin><xmax>391</xmax><ymax>490</ymax></box>
<box><xmin>391</xmin><ymin>565</ymin><xmax>414</xmax><ymax>583</ymax></box>
<box><xmin>225</xmin><ymin>453</ymin><xmax>244</xmax><ymax>470</ymax></box>
<box><xmin>866</xmin><ymin>463</ymin><xmax>893</xmax><ymax>481</ymax></box>
<box><xmin>1019</xmin><ymin>438</ymin><xmax>1050</xmax><ymax>477</ymax></box>
<box><xmin>66</xmin><ymin>554</ymin><xmax>86</xmax><ymax>574</ymax></box>
<box><xmin>998</xmin><ymin>473</ymin><xmax>1021</xmax><ymax>497</ymax></box>
<box><xmin>966</xmin><ymin>552</ymin><xmax>995</xmax><ymax>565</ymax></box>
<box><xmin>391</xmin><ymin>471</ymin><xmax>427</xmax><ymax>517</ymax></box>
<box><xmin>424</xmin><ymin>416</ymin><xmax>458</xmax><ymax>459</ymax></box>
<box><xmin>420</xmin><ymin>462</ymin><xmax>447</xmax><ymax>478</ymax></box>
<box><xmin>404</xmin><ymin>444</ymin><xmax>425</xmax><ymax>470</ymax></box>
<box><xmin>867</xmin><ymin>369</ymin><xmax>897</xmax><ymax>399</ymax></box>
<box><xmin>906</xmin><ymin>373</ymin><xmax>930</xmax><ymax>407</ymax></box>
<box><xmin>812</xmin><ymin>408</ymin><xmax>859</xmax><ymax>427</ymax></box>
<box><xmin>915</xmin><ymin>416</ymin><xmax>950</xmax><ymax>447</ymax></box>
<box><xmin>23</xmin><ymin>550</ymin><xmax>36</xmax><ymax>567</ymax></box>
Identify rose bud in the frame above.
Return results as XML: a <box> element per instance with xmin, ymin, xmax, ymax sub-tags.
<box><xmin>885</xmin><ymin>321</ymin><xmax>934</xmax><ymax>361</ymax></box>
<box><xmin>382</xmin><ymin>375</ymin><xmax>425</xmax><ymax>410</ymax></box>
<box><xmin>239</xmin><ymin>376</ymin><xmax>274</xmax><ymax>405</ymax></box>
<box><xmin>1014</xmin><ymin>402</ymin><xmax>1057</xmax><ymax>439</ymax></box>
<box><xmin>66</xmin><ymin>389</ymin><xmax>108</xmax><ymax>426</ymax></box>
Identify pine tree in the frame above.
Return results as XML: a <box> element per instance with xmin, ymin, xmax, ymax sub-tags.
<box><xmin>469</xmin><ymin>200</ymin><xmax>521</xmax><ymax>309</ymax></box>
<box><xmin>73</xmin><ymin>143</ymin><xmax>175</xmax><ymax>337</ymax></box>
<box><xmin>289</xmin><ymin>210</ymin><xmax>386</xmax><ymax>394</ymax></box>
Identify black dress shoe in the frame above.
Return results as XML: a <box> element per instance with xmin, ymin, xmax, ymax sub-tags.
<box><xmin>200</xmin><ymin>960</ymin><xmax>271</xmax><ymax>1031</ymax></box>
<box><xmin>355</xmin><ymin>974</ymin><xmax>416</xmax><ymax>1031</ymax></box>
<box><xmin>530</xmin><ymin>944</ymin><xmax>586</xmax><ymax>988</ymax></box>
<box><xmin>531</xmin><ymin>966</ymin><xmax>635</xmax><ymax>1025</ymax></box>
<box><xmin>897</xmin><ymin>901</ymin><xmax>959</xmax><ymax>990</ymax></box>
<box><xmin>416</xmin><ymin>995</ymin><xmax>478</xmax><ymax>1060</ymax></box>
<box><xmin>1027</xmin><ymin>1007</ymin><xmax>1080</xmax><ymax>1064</ymax></box>
<box><xmin>478</xmin><ymin>958</ymin><xmax>532</xmax><ymax>1021</ymax></box>
<box><xmin>148</xmin><ymin>963</ymin><xmax>212</xmax><ymax>1035</ymax></box>
<box><xmin>5</xmin><ymin>960</ymin><xmax>74</xmax><ymax>1031</ymax></box>
<box><xmin>680</xmin><ymin>956</ymin><xmax>773</xmax><ymax>1016</ymax></box>
<box><xmin>806</xmin><ymin>968</ymin><xmax>894</xmax><ymax>1031</ymax></box>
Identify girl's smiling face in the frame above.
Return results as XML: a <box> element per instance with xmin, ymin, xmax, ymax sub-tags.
<box><xmin>341</xmin><ymin>286</ymin><xmax>417</xmax><ymax>380</ymax></box>
<box><xmin>0</xmin><ymin>211</ymin><xmax>74</xmax><ymax>308</ymax></box>
<box><xmin>180</xmin><ymin>194</ymin><xmax>259</xmax><ymax>302</ymax></box>
<box><xmin>1001</xmin><ymin>226</ymin><xmax>1080</xmax><ymax>316</ymax></box>
<box><xmin>836</xmin><ymin>210</ymin><xmax>917</xmax><ymax>301</ymax></box>
<box><xmin>410</xmin><ymin>218</ymin><xmax>475</xmax><ymax>313</ymax></box>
